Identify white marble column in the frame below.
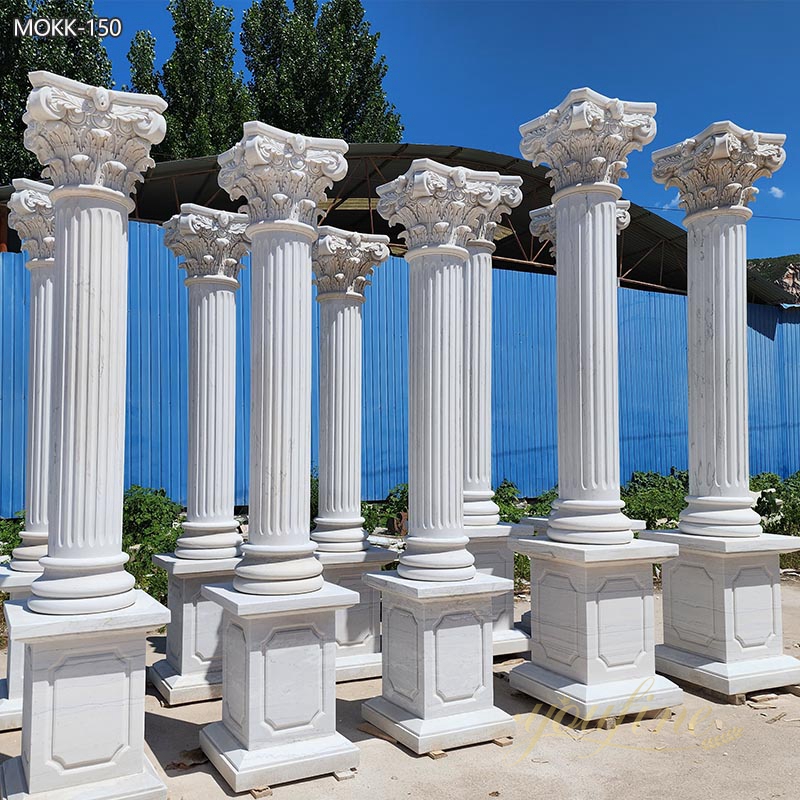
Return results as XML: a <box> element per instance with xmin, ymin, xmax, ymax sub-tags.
<box><xmin>461</xmin><ymin>176</ymin><xmax>530</xmax><ymax>655</ymax></box>
<box><xmin>311</xmin><ymin>226</ymin><xmax>394</xmax><ymax>681</ymax></box>
<box><xmin>200</xmin><ymin>122</ymin><xmax>359</xmax><ymax>791</ymax></box>
<box><xmin>510</xmin><ymin>89</ymin><xmax>682</xmax><ymax>722</ymax></box>
<box><xmin>150</xmin><ymin>205</ymin><xmax>248</xmax><ymax>705</ymax></box>
<box><xmin>0</xmin><ymin>71</ymin><xmax>170</xmax><ymax>800</ymax></box>
<box><xmin>642</xmin><ymin>122</ymin><xmax>800</xmax><ymax>696</ymax></box>
<box><xmin>361</xmin><ymin>159</ymin><xmax>515</xmax><ymax>754</ymax></box>
<box><xmin>0</xmin><ymin>179</ymin><xmax>54</xmax><ymax>731</ymax></box>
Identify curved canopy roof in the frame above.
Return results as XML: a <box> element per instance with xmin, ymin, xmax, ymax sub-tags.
<box><xmin>0</xmin><ymin>141</ymin><xmax>782</xmax><ymax>303</ymax></box>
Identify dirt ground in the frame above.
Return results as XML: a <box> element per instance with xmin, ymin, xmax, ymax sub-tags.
<box><xmin>1</xmin><ymin>584</ymin><xmax>799</xmax><ymax>800</ymax></box>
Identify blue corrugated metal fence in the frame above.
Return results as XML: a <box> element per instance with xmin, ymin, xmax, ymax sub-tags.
<box><xmin>0</xmin><ymin>220</ymin><xmax>798</xmax><ymax>515</ymax></box>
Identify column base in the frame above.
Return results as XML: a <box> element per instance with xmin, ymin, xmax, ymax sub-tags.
<box><xmin>641</xmin><ymin>530</ymin><xmax>800</xmax><ymax>696</ymax></box>
<box><xmin>317</xmin><ymin>546</ymin><xmax>395</xmax><ymax>681</ymax></box>
<box><xmin>200</xmin><ymin>723</ymin><xmax>358</xmax><ymax>793</ymax></box>
<box><xmin>362</xmin><ymin>696</ymin><xmax>514</xmax><ymax>754</ymax></box>
<box><xmin>509</xmin><ymin>663</ymin><xmax>683</xmax><ymax>721</ymax></box>
<box><xmin>360</xmin><ymin>571</ymin><xmax>515</xmax><ymax>754</ymax></box>
<box><xmin>510</xmin><ymin>536</ymin><xmax>682</xmax><ymax>721</ymax></box>
<box><xmin>0</xmin><ymin>754</ymin><xmax>166</xmax><ymax>800</ymax></box>
<box><xmin>0</xmin><ymin>567</ymin><xmax>37</xmax><ymax>731</ymax></box>
<box><xmin>465</xmin><ymin>524</ymin><xmax>529</xmax><ymax>656</ymax></box>
<box><xmin>148</xmin><ymin>554</ymin><xmax>239</xmax><ymax>705</ymax></box>
<box><xmin>199</xmin><ymin>581</ymin><xmax>359</xmax><ymax>793</ymax></box>
<box><xmin>3</xmin><ymin>591</ymin><xmax>169</xmax><ymax>800</ymax></box>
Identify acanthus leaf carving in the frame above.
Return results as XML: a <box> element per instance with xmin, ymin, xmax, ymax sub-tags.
<box><xmin>652</xmin><ymin>121</ymin><xmax>786</xmax><ymax>215</ymax></box>
<box><xmin>313</xmin><ymin>225</ymin><xmax>390</xmax><ymax>299</ymax></box>
<box><xmin>7</xmin><ymin>178</ymin><xmax>55</xmax><ymax>265</ymax></box>
<box><xmin>529</xmin><ymin>204</ymin><xmax>556</xmax><ymax>258</ymax></box>
<box><xmin>217</xmin><ymin>121</ymin><xmax>348</xmax><ymax>227</ymax></box>
<box><xmin>163</xmin><ymin>203</ymin><xmax>249</xmax><ymax>279</ymax></box>
<box><xmin>376</xmin><ymin>158</ymin><xmax>518</xmax><ymax>251</ymax></box>
<box><xmin>520</xmin><ymin>87</ymin><xmax>656</xmax><ymax>192</ymax></box>
<box><xmin>23</xmin><ymin>71</ymin><xmax>167</xmax><ymax>199</ymax></box>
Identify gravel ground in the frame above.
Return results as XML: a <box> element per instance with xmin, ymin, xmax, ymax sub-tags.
<box><xmin>1</xmin><ymin>583</ymin><xmax>799</xmax><ymax>800</ymax></box>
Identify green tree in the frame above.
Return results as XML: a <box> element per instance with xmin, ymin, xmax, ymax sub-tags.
<box><xmin>158</xmin><ymin>0</ymin><xmax>253</xmax><ymax>160</ymax></box>
<box><xmin>241</xmin><ymin>0</ymin><xmax>402</xmax><ymax>142</ymax></box>
<box><xmin>0</xmin><ymin>0</ymin><xmax>113</xmax><ymax>185</ymax></box>
<box><xmin>125</xmin><ymin>30</ymin><xmax>160</xmax><ymax>96</ymax></box>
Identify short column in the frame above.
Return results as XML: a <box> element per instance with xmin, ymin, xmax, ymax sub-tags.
<box><xmin>0</xmin><ymin>180</ymin><xmax>54</xmax><ymax>731</ymax></box>
<box><xmin>311</xmin><ymin>225</ymin><xmax>395</xmax><ymax>681</ymax></box>
<box><xmin>462</xmin><ymin>177</ymin><xmax>530</xmax><ymax>656</ymax></box>
<box><xmin>199</xmin><ymin>122</ymin><xmax>359</xmax><ymax>792</ymax></box>
<box><xmin>150</xmin><ymin>205</ymin><xmax>249</xmax><ymax>705</ymax></box>
<box><xmin>642</xmin><ymin>122</ymin><xmax>800</xmax><ymax>696</ymax></box>
<box><xmin>509</xmin><ymin>88</ymin><xmax>682</xmax><ymax>722</ymax></box>
<box><xmin>361</xmin><ymin>159</ymin><xmax>515</xmax><ymax>753</ymax></box>
<box><xmin>1</xmin><ymin>71</ymin><xmax>170</xmax><ymax>800</ymax></box>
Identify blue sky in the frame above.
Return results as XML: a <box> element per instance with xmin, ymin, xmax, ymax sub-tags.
<box><xmin>95</xmin><ymin>0</ymin><xmax>800</xmax><ymax>258</ymax></box>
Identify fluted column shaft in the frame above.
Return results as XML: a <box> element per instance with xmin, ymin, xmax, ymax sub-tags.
<box><xmin>547</xmin><ymin>185</ymin><xmax>633</xmax><ymax>545</ymax></box>
<box><xmin>463</xmin><ymin>240</ymin><xmax>500</xmax><ymax>527</ymax></box>
<box><xmin>313</xmin><ymin>294</ymin><xmax>367</xmax><ymax>550</ymax></box>
<box><xmin>399</xmin><ymin>245</ymin><xmax>474</xmax><ymax>581</ymax></box>
<box><xmin>29</xmin><ymin>189</ymin><xmax>136</xmax><ymax>613</ymax></box>
<box><xmin>679</xmin><ymin>208</ymin><xmax>761</xmax><ymax>536</ymax></box>
<box><xmin>234</xmin><ymin>222</ymin><xmax>323</xmax><ymax>594</ymax></box>
<box><xmin>12</xmin><ymin>261</ymin><xmax>54</xmax><ymax>571</ymax></box>
<box><xmin>179</xmin><ymin>275</ymin><xmax>242</xmax><ymax>557</ymax></box>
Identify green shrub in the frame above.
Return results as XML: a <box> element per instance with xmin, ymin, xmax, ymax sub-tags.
<box><xmin>621</xmin><ymin>469</ymin><xmax>688</xmax><ymax>529</ymax></box>
<box><xmin>310</xmin><ymin>468</ymin><xmax>319</xmax><ymax>528</ymax></box>
<box><xmin>528</xmin><ymin>486</ymin><xmax>558</xmax><ymax>518</ymax></box>
<box><xmin>493</xmin><ymin>479</ymin><xmax>530</xmax><ymax>523</ymax></box>
<box><xmin>0</xmin><ymin>512</ymin><xmax>24</xmax><ymax>561</ymax></box>
<box><xmin>122</xmin><ymin>486</ymin><xmax>183</xmax><ymax>605</ymax></box>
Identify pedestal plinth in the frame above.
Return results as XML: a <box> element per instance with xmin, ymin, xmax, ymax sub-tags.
<box><xmin>0</xmin><ymin>568</ymin><xmax>36</xmax><ymax>731</ymax></box>
<box><xmin>317</xmin><ymin>546</ymin><xmax>395</xmax><ymax>681</ymax></box>
<box><xmin>509</xmin><ymin>537</ymin><xmax>682</xmax><ymax>720</ymax></box>
<box><xmin>199</xmin><ymin>582</ymin><xmax>360</xmax><ymax>792</ymax></box>
<box><xmin>360</xmin><ymin>571</ymin><xmax>515</xmax><ymax>753</ymax></box>
<box><xmin>641</xmin><ymin>530</ymin><xmax>800</xmax><ymax>695</ymax></box>
<box><xmin>465</xmin><ymin>524</ymin><xmax>529</xmax><ymax>656</ymax></box>
<box><xmin>148</xmin><ymin>554</ymin><xmax>240</xmax><ymax>704</ymax></box>
<box><xmin>0</xmin><ymin>591</ymin><xmax>169</xmax><ymax>800</ymax></box>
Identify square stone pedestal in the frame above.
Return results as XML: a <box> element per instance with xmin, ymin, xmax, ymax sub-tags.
<box><xmin>149</xmin><ymin>554</ymin><xmax>239</xmax><ymax>705</ymax></box>
<box><xmin>640</xmin><ymin>530</ymin><xmax>800</xmax><ymax>695</ymax></box>
<box><xmin>199</xmin><ymin>582</ymin><xmax>360</xmax><ymax>792</ymax></box>
<box><xmin>360</xmin><ymin>571</ymin><xmax>515</xmax><ymax>754</ymax></box>
<box><xmin>0</xmin><ymin>590</ymin><xmax>169</xmax><ymax>800</ymax></box>
<box><xmin>509</xmin><ymin>536</ymin><xmax>683</xmax><ymax>721</ymax></box>
<box><xmin>317</xmin><ymin>546</ymin><xmax>395</xmax><ymax>681</ymax></box>
<box><xmin>0</xmin><ymin>567</ymin><xmax>36</xmax><ymax>731</ymax></box>
<box><xmin>466</xmin><ymin>524</ymin><xmax>530</xmax><ymax>656</ymax></box>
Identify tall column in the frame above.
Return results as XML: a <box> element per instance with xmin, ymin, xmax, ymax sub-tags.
<box><xmin>361</xmin><ymin>159</ymin><xmax>515</xmax><ymax>754</ymax></box>
<box><xmin>150</xmin><ymin>204</ymin><xmax>249</xmax><ymax>705</ymax></box>
<box><xmin>0</xmin><ymin>180</ymin><xmax>54</xmax><ymax>731</ymax></box>
<box><xmin>461</xmin><ymin>176</ymin><xmax>530</xmax><ymax>655</ymax></box>
<box><xmin>311</xmin><ymin>226</ymin><xmax>395</xmax><ymax>681</ymax></box>
<box><xmin>642</xmin><ymin>122</ymin><xmax>800</xmax><ymax>696</ymax></box>
<box><xmin>510</xmin><ymin>89</ymin><xmax>682</xmax><ymax>722</ymax></box>
<box><xmin>200</xmin><ymin>122</ymin><xmax>359</xmax><ymax>792</ymax></box>
<box><xmin>1</xmin><ymin>71</ymin><xmax>170</xmax><ymax>800</ymax></box>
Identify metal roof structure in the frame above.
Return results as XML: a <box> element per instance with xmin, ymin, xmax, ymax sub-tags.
<box><xmin>0</xmin><ymin>141</ymin><xmax>784</xmax><ymax>303</ymax></box>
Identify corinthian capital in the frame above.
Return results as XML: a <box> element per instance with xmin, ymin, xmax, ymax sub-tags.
<box><xmin>217</xmin><ymin>121</ymin><xmax>348</xmax><ymax>227</ymax></box>
<box><xmin>163</xmin><ymin>204</ymin><xmax>249</xmax><ymax>280</ymax></box>
<box><xmin>377</xmin><ymin>158</ymin><xmax>514</xmax><ymax>252</ymax></box>
<box><xmin>520</xmin><ymin>87</ymin><xmax>656</xmax><ymax>192</ymax></box>
<box><xmin>23</xmin><ymin>71</ymin><xmax>166</xmax><ymax>199</ymax></box>
<box><xmin>465</xmin><ymin>174</ymin><xmax>523</xmax><ymax>243</ymax></box>
<box><xmin>652</xmin><ymin>121</ymin><xmax>786</xmax><ymax>216</ymax></box>
<box><xmin>529</xmin><ymin>204</ymin><xmax>556</xmax><ymax>257</ymax></box>
<box><xmin>8</xmin><ymin>179</ymin><xmax>55</xmax><ymax>266</ymax></box>
<box><xmin>313</xmin><ymin>226</ymin><xmax>390</xmax><ymax>299</ymax></box>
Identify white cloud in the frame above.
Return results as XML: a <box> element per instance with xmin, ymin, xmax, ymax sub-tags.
<box><xmin>769</xmin><ymin>186</ymin><xmax>785</xmax><ymax>199</ymax></box>
<box><xmin>662</xmin><ymin>191</ymin><xmax>681</xmax><ymax>210</ymax></box>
